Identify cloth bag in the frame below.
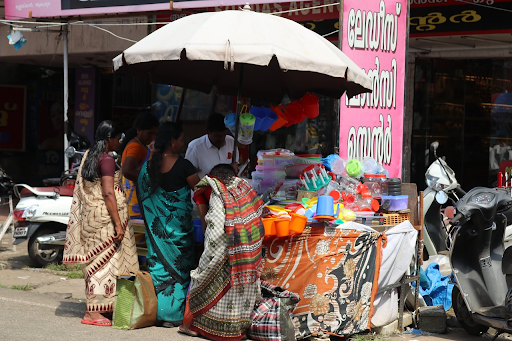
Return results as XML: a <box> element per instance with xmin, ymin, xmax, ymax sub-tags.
<box><xmin>112</xmin><ymin>270</ymin><xmax>157</xmax><ymax>329</ymax></box>
<box><xmin>248</xmin><ymin>280</ymin><xmax>300</xmax><ymax>341</ymax></box>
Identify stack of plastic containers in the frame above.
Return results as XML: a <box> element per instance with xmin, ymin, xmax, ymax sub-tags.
<box><xmin>251</xmin><ymin>149</ymin><xmax>294</xmax><ymax>194</ymax></box>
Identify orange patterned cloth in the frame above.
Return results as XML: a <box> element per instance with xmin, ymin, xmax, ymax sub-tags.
<box><xmin>262</xmin><ymin>225</ymin><xmax>386</xmax><ymax>338</ymax></box>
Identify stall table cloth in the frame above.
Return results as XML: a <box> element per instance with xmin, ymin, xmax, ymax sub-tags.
<box><xmin>262</xmin><ymin>225</ymin><xmax>385</xmax><ymax>338</ymax></box>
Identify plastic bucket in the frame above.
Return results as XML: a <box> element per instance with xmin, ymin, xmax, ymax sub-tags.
<box><xmin>224</xmin><ymin>113</ymin><xmax>237</xmax><ymax>135</ymax></box>
<box><xmin>275</xmin><ymin>219</ymin><xmax>290</xmax><ymax>237</ymax></box>
<box><xmin>193</xmin><ymin>219</ymin><xmax>204</xmax><ymax>243</ymax></box>
<box><xmin>300</xmin><ymin>92</ymin><xmax>319</xmax><ymax>118</ymax></box>
<box><xmin>289</xmin><ymin>213</ymin><xmax>307</xmax><ymax>235</ymax></box>
<box><xmin>269</xmin><ymin>105</ymin><xmax>289</xmax><ymax>131</ymax></box>
<box><xmin>250</xmin><ymin>106</ymin><xmax>265</xmax><ymax>131</ymax></box>
<box><xmin>260</xmin><ymin>108</ymin><xmax>278</xmax><ymax>131</ymax></box>
<box><xmin>238</xmin><ymin>112</ymin><xmax>256</xmax><ymax>145</ymax></box>
<box><xmin>262</xmin><ymin>217</ymin><xmax>276</xmax><ymax>237</ymax></box>
<box><xmin>316</xmin><ymin>195</ymin><xmax>334</xmax><ymax>217</ymax></box>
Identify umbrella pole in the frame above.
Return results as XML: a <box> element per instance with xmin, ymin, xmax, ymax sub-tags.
<box><xmin>176</xmin><ymin>88</ymin><xmax>187</xmax><ymax>122</ymax></box>
<box><xmin>232</xmin><ymin>64</ymin><xmax>244</xmax><ymax>162</ymax></box>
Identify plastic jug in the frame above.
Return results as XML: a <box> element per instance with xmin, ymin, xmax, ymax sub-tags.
<box><xmin>238</xmin><ymin>112</ymin><xmax>256</xmax><ymax>145</ymax></box>
<box><xmin>224</xmin><ymin>113</ymin><xmax>237</xmax><ymax>135</ymax></box>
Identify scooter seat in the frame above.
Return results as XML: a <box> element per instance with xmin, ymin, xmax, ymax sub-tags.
<box><xmin>19</xmin><ymin>186</ymin><xmax>74</xmax><ymax>198</ymax></box>
<box><xmin>475</xmin><ymin>306</ymin><xmax>512</xmax><ymax>320</ymax></box>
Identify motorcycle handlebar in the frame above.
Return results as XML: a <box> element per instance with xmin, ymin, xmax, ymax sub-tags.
<box><xmin>450</xmin><ymin>212</ymin><xmax>465</xmax><ymax>226</ymax></box>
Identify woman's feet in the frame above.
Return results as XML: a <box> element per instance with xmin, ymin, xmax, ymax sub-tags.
<box><xmin>81</xmin><ymin>312</ymin><xmax>112</xmax><ymax>326</ymax></box>
<box><xmin>178</xmin><ymin>325</ymin><xmax>198</xmax><ymax>337</ymax></box>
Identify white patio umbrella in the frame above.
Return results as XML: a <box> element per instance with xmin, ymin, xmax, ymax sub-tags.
<box><xmin>113</xmin><ymin>5</ymin><xmax>372</xmax><ymax>157</ymax></box>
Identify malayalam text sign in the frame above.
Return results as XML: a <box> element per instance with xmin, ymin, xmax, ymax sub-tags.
<box><xmin>340</xmin><ymin>0</ymin><xmax>408</xmax><ymax>178</ymax></box>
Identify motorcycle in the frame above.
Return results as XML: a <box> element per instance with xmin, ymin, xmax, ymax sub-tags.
<box><xmin>422</xmin><ymin>141</ymin><xmax>466</xmax><ymax>258</ymax></box>
<box><xmin>450</xmin><ymin>187</ymin><xmax>512</xmax><ymax>339</ymax></box>
<box><xmin>12</xmin><ymin>132</ymin><xmax>89</xmax><ymax>267</ymax></box>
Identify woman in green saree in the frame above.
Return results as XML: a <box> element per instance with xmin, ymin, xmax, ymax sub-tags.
<box><xmin>137</xmin><ymin>122</ymin><xmax>200</xmax><ymax>327</ymax></box>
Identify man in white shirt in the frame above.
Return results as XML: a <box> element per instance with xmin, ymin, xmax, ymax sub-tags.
<box><xmin>185</xmin><ymin>113</ymin><xmax>239</xmax><ymax>179</ymax></box>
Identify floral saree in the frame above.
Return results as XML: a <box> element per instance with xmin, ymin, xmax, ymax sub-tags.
<box><xmin>137</xmin><ymin>163</ymin><xmax>195</xmax><ymax>323</ymax></box>
<box><xmin>185</xmin><ymin>176</ymin><xmax>265</xmax><ymax>341</ymax></box>
<box><xmin>63</xmin><ymin>152</ymin><xmax>139</xmax><ymax>313</ymax></box>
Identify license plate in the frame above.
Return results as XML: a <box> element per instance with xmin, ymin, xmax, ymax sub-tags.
<box><xmin>13</xmin><ymin>227</ymin><xmax>28</xmax><ymax>238</ymax></box>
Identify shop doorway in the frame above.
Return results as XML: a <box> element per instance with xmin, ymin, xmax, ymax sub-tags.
<box><xmin>411</xmin><ymin>58</ymin><xmax>512</xmax><ymax>191</ymax></box>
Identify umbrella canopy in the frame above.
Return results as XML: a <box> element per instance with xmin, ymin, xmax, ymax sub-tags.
<box><xmin>113</xmin><ymin>6</ymin><xmax>372</xmax><ymax>102</ymax></box>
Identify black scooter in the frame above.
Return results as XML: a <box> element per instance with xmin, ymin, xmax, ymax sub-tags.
<box><xmin>450</xmin><ymin>187</ymin><xmax>512</xmax><ymax>340</ymax></box>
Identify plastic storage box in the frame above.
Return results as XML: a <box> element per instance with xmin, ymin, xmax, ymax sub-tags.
<box><xmin>381</xmin><ymin>195</ymin><xmax>408</xmax><ymax>211</ymax></box>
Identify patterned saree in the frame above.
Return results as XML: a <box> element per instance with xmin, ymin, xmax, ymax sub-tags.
<box><xmin>185</xmin><ymin>176</ymin><xmax>265</xmax><ymax>341</ymax></box>
<box><xmin>137</xmin><ymin>163</ymin><xmax>195</xmax><ymax>323</ymax></box>
<box><xmin>63</xmin><ymin>152</ymin><xmax>139</xmax><ymax>313</ymax></box>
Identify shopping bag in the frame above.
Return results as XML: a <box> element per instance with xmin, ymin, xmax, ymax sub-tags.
<box><xmin>112</xmin><ymin>270</ymin><xmax>157</xmax><ymax>330</ymax></box>
<box><xmin>248</xmin><ymin>280</ymin><xmax>300</xmax><ymax>341</ymax></box>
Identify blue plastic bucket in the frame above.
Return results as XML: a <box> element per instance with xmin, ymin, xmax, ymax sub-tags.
<box><xmin>259</xmin><ymin>108</ymin><xmax>278</xmax><ymax>131</ymax></box>
<box><xmin>192</xmin><ymin>219</ymin><xmax>204</xmax><ymax>243</ymax></box>
<box><xmin>316</xmin><ymin>195</ymin><xmax>334</xmax><ymax>217</ymax></box>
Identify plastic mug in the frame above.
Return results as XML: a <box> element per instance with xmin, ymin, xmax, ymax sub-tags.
<box><xmin>275</xmin><ymin>219</ymin><xmax>290</xmax><ymax>237</ymax></box>
<box><xmin>238</xmin><ymin>112</ymin><xmax>256</xmax><ymax>145</ymax></box>
<box><xmin>289</xmin><ymin>213</ymin><xmax>307</xmax><ymax>235</ymax></box>
<box><xmin>224</xmin><ymin>113</ymin><xmax>237</xmax><ymax>135</ymax></box>
<box><xmin>262</xmin><ymin>217</ymin><xmax>276</xmax><ymax>237</ymax></box>
<box><xmin>316</xmin><ymin>195</ymin><xmax>334</xmax><ymax>217</ymax></box>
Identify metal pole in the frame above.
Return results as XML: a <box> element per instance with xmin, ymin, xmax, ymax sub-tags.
<box><xmin>334</xmin><ymin>0</ymin><xmax>344</xmax><ymax>155</ymax></box>
<box><xmin>63</xmin><ymin>24</ymin><xmax>70</xmax><ymax>172</ymax></box>
<box><xmin>232</xmin><ymin>64</ymin><xmax>244</xmax><ymax>162</ymax></box>
<box><xmin>176</xmin><ymin>88</ymin><xmax>187</xmax><ymax>122</ymax></box>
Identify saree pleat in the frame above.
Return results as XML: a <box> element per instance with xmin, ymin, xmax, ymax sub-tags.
<box><xmin>187</xmin><ymin>176</ymin><xmax>264</xmax><ymax>341</ymax></box>
<box><xmin>63</xmin><ymin>152</ymin><xmax>139</xmax><ymax>313</ymax></box>
<box><xmin>137</xmin><ymin>163</ymin><xmax>194</xmax><ymax>322</ymax></box>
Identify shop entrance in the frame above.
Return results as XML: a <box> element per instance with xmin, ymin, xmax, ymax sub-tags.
<box><xmin>411</xmin><ymin>58</ymin><xmax>512</xmax><ymax>191</ymax></box>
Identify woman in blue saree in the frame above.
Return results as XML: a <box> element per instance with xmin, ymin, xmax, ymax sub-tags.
<box><xmin>137</xmin><ymin>122</ymin><xmax>200</xmax><ymax>327</ymax></box>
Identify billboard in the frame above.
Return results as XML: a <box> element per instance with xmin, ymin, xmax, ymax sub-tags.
<box><xmin>5</xmin><ymin>0</ymin><xmax>315</xmax><ymax>19</ymax></box>
<box><xmin>339</xmin><ymin>0</ymin><xmax>409</xmax><ymax>178</ymax></box>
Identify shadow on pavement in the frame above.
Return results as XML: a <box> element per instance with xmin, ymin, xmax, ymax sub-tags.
<box><xmin>2</xmin><ymin>254</ymin><xmax>32</xmax><ymax>268</ymax></box>
<box><xmin>55</xmin><ymin>301</ymin><xmax>86</xmax><ymax>318</ymax></box>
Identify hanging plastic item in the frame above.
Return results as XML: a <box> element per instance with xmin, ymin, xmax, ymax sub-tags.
<box><xmin>238</xmin><ymin>112</ymin><xmax>256</xmax><ymax>145</ymax></box>
<box><xmin>299</xmin><ymin>92</ymin><xmax>319</xmax><ymax>119</ymax></box>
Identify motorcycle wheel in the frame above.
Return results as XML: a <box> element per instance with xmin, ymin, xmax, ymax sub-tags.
<box><xmin>452</xmin><ymin>286</ymin><xmax>489</xmax><ymax>336</ymax></box>
<box><xmin>28</xmin><ymin>227</ymin><xmax>64</xmax><ymax>267</ymax></box>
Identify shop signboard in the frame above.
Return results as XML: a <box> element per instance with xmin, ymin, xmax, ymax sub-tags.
<box><xmin>339</xmin><ymin>0</ymin><xmax>408</xmax><ymax>178</ymax></box>
<box><xmin>74</xmin><ymin>68</ymin><xmax>96</xmax><ymax>144</ymax></box>
<box><xmin>409</xmin><ymin>0</ymin><xmax>512</xmax><ymax>37</ymax></box>
<box><xmin>5</xmin><ymin>0</ymin><xmax>324</xmax><ymax>19</ymax></box>
<box><xmin>0</xmin><ymin>85</ymin><xmax>26</xmax><ymax>151</ymax></box>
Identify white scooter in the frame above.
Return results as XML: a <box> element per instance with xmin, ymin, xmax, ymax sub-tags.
<box><xmin>422</xmin><ymin>141</ymin><xmax>466</xmax><ymax>258</ymax></box>
<box><xmin>12</xmin><ymin>184</ymin><xmax>73</xmax><ymax>267</ymax></box>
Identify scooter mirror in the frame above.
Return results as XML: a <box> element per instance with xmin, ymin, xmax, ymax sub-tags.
<box><xmin>435</xmin><ymin>191</ymin><xmax>449</xmax><ymax>204</ymax></box>
<box><xmin>430</xmin><ymin>141</ymin><xmax>439</xmax><ymax>151</ymax></box>
<box><xmin>65</xmin><ymin>146</ymin><xmax>76</xmax><ymax>158</ymax></box>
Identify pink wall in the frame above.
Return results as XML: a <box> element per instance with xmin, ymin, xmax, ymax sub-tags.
<box><xmin>339</xmin><ymin>0</ymin><xmax>408</xmax><ymax>178</ymax></box>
